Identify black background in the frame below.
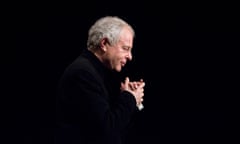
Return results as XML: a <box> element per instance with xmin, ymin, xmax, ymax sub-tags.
<box><xmin>5</xmin><ymin>1</ymin><xmax>239</xmax><ymax>144</ymax></box>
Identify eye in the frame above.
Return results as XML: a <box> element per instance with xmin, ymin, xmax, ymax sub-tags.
<box><xmin>122</xmin><ymin>46</ymin><xmax>130</xmax><ymax>51</ymax></box>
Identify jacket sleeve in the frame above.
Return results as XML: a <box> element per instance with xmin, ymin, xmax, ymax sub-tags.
<box><xmin>64</xmin><ymin>69</ymin><xmax>137</xmax><ymax>140</ymax></box>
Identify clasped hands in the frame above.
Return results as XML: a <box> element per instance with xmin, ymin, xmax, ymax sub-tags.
<box><xmin>120</xmin><ymin>77</ymin><xmax>145</xmax><ymax>108</ymax></box>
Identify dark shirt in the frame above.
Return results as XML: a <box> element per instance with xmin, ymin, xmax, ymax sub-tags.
<box><xmin>55</xmin><ymin>49</ymin><xmax>137</xmax><ymax>144</ymax></box>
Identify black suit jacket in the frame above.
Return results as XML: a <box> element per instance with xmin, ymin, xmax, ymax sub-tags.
<box><xmin>55</xmin><ymin>49</ymin><xmax>137</xmax><ymax>144</ymax></box>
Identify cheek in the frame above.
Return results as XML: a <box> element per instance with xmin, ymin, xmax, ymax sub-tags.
<box><xmin>113</xmin><ymin>57</ymin><xmax>120</xmax><ymax>65</ymax></box>
<box><xmin>111</xmin><ymin>52</ymin><xmax>120</xmax><ymax>60</ymax></box>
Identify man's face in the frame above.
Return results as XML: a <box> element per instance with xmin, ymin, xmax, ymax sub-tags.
<box><xmin>104</xmin><ymin>27</ymin><xmax>133</xmax><ymax>72</ymax></box>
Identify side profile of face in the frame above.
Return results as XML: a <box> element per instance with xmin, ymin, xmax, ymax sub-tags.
<box><xmin>103</xmin><ymin>26</ymin><xmax>134</xmax><ymax>72</ymax></box>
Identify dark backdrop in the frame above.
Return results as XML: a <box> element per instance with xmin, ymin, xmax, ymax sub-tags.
<box><xmin>7</xmin><ymin>2</ymin><xmax>239</xmax><ymax>144</ymax></box>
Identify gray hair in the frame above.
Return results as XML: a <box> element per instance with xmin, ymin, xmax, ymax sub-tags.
<box><xmin>87</xmin><ymin>16</ymin><xmax>135</xmax><ymax>51</ymax></box>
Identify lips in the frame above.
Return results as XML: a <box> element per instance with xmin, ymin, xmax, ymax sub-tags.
<box><xmin>121</xmin><ymin>61</ymin><xmax>126</xmax><ymax>67</ymax></box>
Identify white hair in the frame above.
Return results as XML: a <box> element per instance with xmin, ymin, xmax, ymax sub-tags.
<box><xmin>87</xmin><ymin>16</ymin><xmax>135</xmax><ymax>51</ymax></box>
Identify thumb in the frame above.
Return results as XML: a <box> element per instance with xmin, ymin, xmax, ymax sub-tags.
<box><xmin>125</xmin><ymin>77</ymin><xmax>130</xmax><ymax>84</ymax></box>
<box><xmin>121</xmin><ymin>77</ymin><xmax>130</xmax><ymax>91</ymax></box>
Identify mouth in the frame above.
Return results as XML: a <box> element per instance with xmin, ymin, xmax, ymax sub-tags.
<box><xmin>121</xmin><ymin>62</ymin><xmax>126</xmax><ymax>67</ymax></box>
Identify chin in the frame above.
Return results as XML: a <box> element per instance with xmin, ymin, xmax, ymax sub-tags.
<box><xmin>116</xmin><ymin>69</ymin><xmax>121</xmax><ymax>72</ymax></box>
<box><xmin>115</xmin><ymin>67</ymin><xmax>122</xmax><ymax>72</ymax></box>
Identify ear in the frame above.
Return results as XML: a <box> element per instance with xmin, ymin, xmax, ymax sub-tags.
<box><xmin>100</xmin><ymin>38</ymin><xmax>109</xmax><ymax>52</ymax></box>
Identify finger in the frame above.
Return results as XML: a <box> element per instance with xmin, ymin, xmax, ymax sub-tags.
<box><xmin>120</xmin><ymin>82</ymin><xmax>124</xmax><ymax>88</ymax></box>
<box><xmin>137</xmin><ymin>80</ymin><xmax>144</xmax><ymax>86</ymax></box>
<box><xmin>129</xmin><ymin>83</ymin><xmax>135</xmax><ymax>90</ymax></box>
<box><xmin>125</xmin><ymin>77</ymin><xmax>129</xmax><ymax>84</ymax></box>
<box><xmin>134</xmin><ymin>82</ymin><xmax>138</xmax><ymax>89</ymax></box>
<box><xmin>138</xmin><ymin>82</ymin><xmax>145</xmax><ymax>88</ymax></box>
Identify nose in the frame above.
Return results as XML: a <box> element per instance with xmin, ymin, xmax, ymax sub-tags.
<box><xmin>127</xmin><ymin>51</ymin><xmax>132</xmax><ymax>61</ymax></box>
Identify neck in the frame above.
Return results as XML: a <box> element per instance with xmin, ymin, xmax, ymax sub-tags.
<box><xmin>89</xmin><ymin>48</ymin><xmax>104</xmax><ymax>63</ymax></box>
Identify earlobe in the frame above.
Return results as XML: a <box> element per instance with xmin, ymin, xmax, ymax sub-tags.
<box><xmin>102</xmin><ymin>46</ymin><xmax>106</xmax><ymax>52</ymax></box>
<box><xmin>101</xmin><ymin>45</ymin><xmax>106</xmax><ymax>52</ymax></box>
<box><xmin>100</xmin><ymin>38</ymin><xmax>108</xmax><ymax>52</ymax></box>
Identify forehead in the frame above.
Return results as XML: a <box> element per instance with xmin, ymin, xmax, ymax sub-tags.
<box><xmin>118</xmin><ymin>27</ymin><xmax>134</xmax><ymax>45</ymax></box>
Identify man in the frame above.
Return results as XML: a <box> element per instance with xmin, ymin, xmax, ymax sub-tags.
<box><xmin>55</xmin><ymin>16</ymin><xmax>145</xmax><ymax>144</ymax></box>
